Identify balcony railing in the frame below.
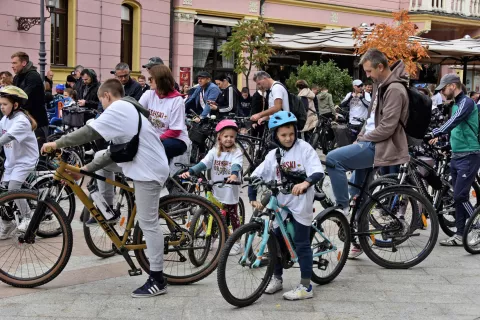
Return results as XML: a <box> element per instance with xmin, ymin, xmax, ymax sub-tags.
<box><xmin>409</xmin><ymin>0</ymin><xmax>480</xmax><ymax>17</ymax></box>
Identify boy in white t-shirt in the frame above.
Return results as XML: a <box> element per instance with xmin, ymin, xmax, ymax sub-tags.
<box><xmin>42</xmin><ymin>79</ymin><xmax>170</xmax><ymax>299</ymax></box>
<box><xmin>250</xmin><ymin>71</ymin><xmax>290</xmax><ymax>126</ymax></box>
<box><xmin>248</xmin><ymin>111</ymin><xmax>324</xmax><ymax>301</ymax></box>
<box><xmin>180</xmin><ymin>119</ymin><xmax>244</xmax><ymax>255</ymax></box>
<box><xmin>0</xmin><ymin>86</ymin><xmax>39</xmax><ymax>239</ymax></box>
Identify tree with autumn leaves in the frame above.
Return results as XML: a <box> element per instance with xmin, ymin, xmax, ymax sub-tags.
<box><xmin>353</xmin><ymin>11</ymin><xmax>429</xmax><ymax>76</ymax></box>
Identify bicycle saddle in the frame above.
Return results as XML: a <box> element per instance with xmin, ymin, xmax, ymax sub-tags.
<box><xmin>314</xmin><ymin>192</ymin><xmax>326</xmax><ymax>202</ymax></box>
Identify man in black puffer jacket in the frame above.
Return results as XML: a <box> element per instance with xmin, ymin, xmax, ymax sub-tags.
<box><xmin>11</xmin><ymin>51</ymin><xmax>49</xmax><ymax>150</ymax></box>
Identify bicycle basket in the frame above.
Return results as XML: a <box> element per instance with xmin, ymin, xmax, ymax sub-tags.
<box><xmin>332</xmin><ymin>124</ymin><xmax>352</xmax><ymax>147</ymax></box>
<box><xmin>63</xmin><ymin>108</ymin><xmax>85</xmax><ymax>127</ymax></box>
<box><xmin>189</xmin><ymin>122</ymin><xmax>210</xmax><ymax>145</ymax></box>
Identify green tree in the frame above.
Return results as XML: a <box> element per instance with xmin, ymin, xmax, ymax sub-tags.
<box><xmin>286</xmin><ymin>60</ymin><xmax>352</xmax><ymax>104</ymax></box>
<box><xmin>220</xmin><ymin>19</ymin><xmax>275</xmax><ymax>91</ymax></box>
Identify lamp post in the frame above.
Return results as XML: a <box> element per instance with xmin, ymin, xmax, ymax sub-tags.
<box><xmin>16</xmin><ymin>0</ymin><xmax>55</xmax><ymax>81</ymax></box>
<box><xmin>39</xmin><ymin>0</ymin><xmax>56</xmax><ymax>81</ymax></box>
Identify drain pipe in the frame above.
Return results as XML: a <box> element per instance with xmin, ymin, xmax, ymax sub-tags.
<box><xmin>169</xmin><ymin>0</ymin><xmax>174</xmax><ymax>70</ymax></box>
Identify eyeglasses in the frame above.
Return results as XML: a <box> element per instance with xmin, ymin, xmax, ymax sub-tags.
<box><xmin>116</xmin><ymin>74</ymin><xmax>130</xmax><ymax>79</ymax></box>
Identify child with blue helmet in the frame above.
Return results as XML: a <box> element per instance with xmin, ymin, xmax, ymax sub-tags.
<box><xmin>248</xmin><ymin>110</ymin><xmax>324</xmax><ymax>300</ymax></box>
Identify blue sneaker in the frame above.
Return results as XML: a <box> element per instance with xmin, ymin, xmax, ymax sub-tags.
<box><xmin>131</xmin><ymin>277</ymin><xmax>167</xmax><ymax>298</ymax></box>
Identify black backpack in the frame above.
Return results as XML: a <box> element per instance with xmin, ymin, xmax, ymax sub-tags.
<box><xmin>271</xmin><ymin>82</ymin><xmax>307</xmax><ymax>130</ymax></box>
<box><xmin>382</xmin><ymin>83</ymin><xmax>432</xmax><ymax>140</ymax></box>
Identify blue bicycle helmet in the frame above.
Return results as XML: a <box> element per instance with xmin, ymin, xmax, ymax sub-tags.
<box><xmin>268</xmin><ymin>111</ymin><xmax>297</xmax><ymax>130</ymax></box>
<box><xmin>268</xmin><ymin>111</ymin><xmax>298</xmax><ymax>151</ymax></box>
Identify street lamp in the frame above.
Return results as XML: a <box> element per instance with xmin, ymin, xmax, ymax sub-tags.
<box><xmin>16</xmin><ymin>0</ymin><xmax>55</xmax><ymax>81</ymax></box>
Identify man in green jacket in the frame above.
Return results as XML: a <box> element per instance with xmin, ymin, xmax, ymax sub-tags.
<box><xmin>428</xmin><ymin>74</ymin><xmax>480</xmax><ymax>246</ymax></box>
<box><xmin>314</xmin><ymin>85</ymin><xmax>335</xmax><ymax>117</ymax></box>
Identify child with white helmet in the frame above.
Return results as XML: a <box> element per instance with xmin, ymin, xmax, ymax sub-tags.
<box><xmin>180</xmin><ymin>119</ymin><xmax>244</xmax><ymax>255</ymax></box>
<box><xmin>248</xmin><ymin>110</ymin><xmax>324</xmax><ymax>300</ymax></box>
<box><xmin>0</xmin><ymin>86</ymin><xmax>39</xmax><ymax>239</ymax></box>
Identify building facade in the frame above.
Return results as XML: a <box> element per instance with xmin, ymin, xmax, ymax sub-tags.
<box><xmin>1</xmin><ymin>0</ymin><xmax>479</xmax><ymax>89</ymax></box>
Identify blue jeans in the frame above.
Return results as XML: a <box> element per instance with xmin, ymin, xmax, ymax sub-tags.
<box><xmin>379</xmin><ymin>165</ymin><xmax>400</xmax><ymax>176</ymax></box>
<box><xmin>451</xmin><ymin>153</ymin><xmax>480</xmax><ymax>236</ymax></box>
<box><xmin>325</xmin><ymin>141</ymin><xmax>375</xmax><ymax>208</ymax></box>
<box><xmin>273</xmin><ymin>218</ymin><xmax>312</xmax><ymax>281</ymax></box>
<box><xmin>162</xmin><ymin>138</ymin><xmax>187</xmax><ymax>162</ymax></box>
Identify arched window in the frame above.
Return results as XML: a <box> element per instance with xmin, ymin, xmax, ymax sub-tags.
<box><xmin>121</xmin><ymin>4</ymin><xmax>133</xmax><ymax>67</ymax></box>
<box><xmin>50</xmin><ymin>0</ymin><xmax>69</xmax><ymax>66</ymax></box>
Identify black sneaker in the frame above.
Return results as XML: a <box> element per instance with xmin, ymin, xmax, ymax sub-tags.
<box><xmin>131</xmin><ymin>277</ymin><xmax>167</xmax><ymax>298</ymax></box>
<box><xmin>85</xmin><ymin>207</ymin><xmax>121</xmax><ymax>227</ymax></box>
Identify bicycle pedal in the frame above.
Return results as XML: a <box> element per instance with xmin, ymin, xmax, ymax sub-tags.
<box><xmin>128</xmin><ymin>269</ymin><xmax>142</xmax><ymax>276</ymax></box>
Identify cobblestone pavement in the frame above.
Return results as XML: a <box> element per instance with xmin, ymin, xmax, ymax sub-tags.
<box><xmin>1</xmin><ymin>190</ymin><xmax>480</xmax><ymax>320</ymax></box>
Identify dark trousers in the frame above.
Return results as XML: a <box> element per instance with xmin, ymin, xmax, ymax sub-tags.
<box><xmin>273</xmin><ymin>218</ymin><xmax>312</xmax><ymax>280</ymax></box>
<box><xmin>451</xmin><ymin>153</ymin><xmax>480</xmax><ymax>236</ymax></box>
<box><xmin>379</xmin><ymin>165</ymin><xmax>400</xmax><ymax>176</ymax></box>
<box><xmin>162</xmin><ymin>138</ymin><xmax>187</xmax><ymax>162</ymax></box>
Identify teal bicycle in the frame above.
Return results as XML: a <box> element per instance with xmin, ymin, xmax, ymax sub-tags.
<box><xmin>216</xmin><ymin>177</ymin><xmax>351</xmax><ymax>307</ymax></box>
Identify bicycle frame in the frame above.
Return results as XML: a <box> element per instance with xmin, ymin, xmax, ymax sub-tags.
<box><xmin>241</xmin><ymin>192</ymin><xmax>337</xmax><ymax>269</ymax></box>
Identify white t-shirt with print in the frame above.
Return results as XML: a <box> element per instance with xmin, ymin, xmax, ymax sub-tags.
<box><xmin>342</xmin><ymin>92</ymin><xmax>371</xmax><ymax>125</ymax></box>
<box><xmin>0</xmin><ymin>112</ymin><xmax>39</xmax><ymax>182</ymax></box>
<box><xmin>251</xmin><ymin>139</ymin><xmax>324</xmax><ymax>226</ymax></box>
<box><xmin>200</xmin><ymin>147</ymin><xmax>243</xmax><ymax>205</ymax></box>
<box><xmin>269</xmin><ymin>82</ymin><xmax>290</xmax><ymax>111</ymax></box>
<box><xmin>139</xmin><ymin>91</ymin><xmax>191</xmax><ymax>147</ymax></box>
<box><xmin>88</xmin><ymin>99</ymin><xmax>169</xmax><ymax>184</ymax></box>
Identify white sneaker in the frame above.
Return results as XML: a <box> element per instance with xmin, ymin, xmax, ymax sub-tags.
<box><xmin>283</xmin><ymin>284</ymin><xmax>313</xmax><ymax>301</ymax></box>
<box><xmin>17</xmin><ymin>217</ymin><xmax>31</xmax><ymax>233</ymax></box>
<box><xmin>342</xmin><ymin>207</ymin><xmax>350</xmax><ymax>217</ymax></box>
<box><xmin>0</xmin><ymin>220</ymin><xmax>16</xmax><ymax>240</ymax></box>
<box><xmin>229</xmin><ymin>242</ymin><xmax>243</xmax><ymax>256</ymax></box>
<box><xmin>265</xmin><ymin>277</ymin><xmax>283</xmax><ymax>294</ymax></box>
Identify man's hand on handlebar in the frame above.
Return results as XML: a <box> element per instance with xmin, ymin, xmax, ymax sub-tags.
<box><xmin>41</xmin><ymin>142</ymin><xmax>58</xmax><ymax>155</ymax></box>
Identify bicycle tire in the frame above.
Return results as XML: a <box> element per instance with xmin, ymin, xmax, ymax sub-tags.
<box><xmin>133</xmin><ymin>194</ymin><xmax>227</xmax><ymax>285</ymax></box>
<box><xmin>311</xmin><ymin>210</ymin><xmax>350</xmax><ymax>285</ymax></box>
<box><xmin>217</xmin><ymin>222</ymin><xmax>275</xmax><ymax>308</ymax></box>
<box><xmin>238</xmin><ymin>197</ymin><xmax>246</xmax><ymax>226</ymax></box>
<box><xmin>187</xmin><ymin>207</ymin><xmax>213</xmax><ymax>267</ymax></box>
<box><xmin>358</xmin><ymin>186</ymin><xmax>439</xmax><ymax>269</ymax></box>
<box><xmin>0</xmin><ymin>190</ymin><xmax>73</xmax><ymax>288</ymax></box>
<box><xmin>83</xmin><ymin>183</ymin><xmax>134</xmax><ymax>258</ymax></box>
<box><xmin>463</xmin><ymin>206</ymin><xmax>480</xmax><ymax>254</ymax></box>
<box><xmin>32</xmin><ymin>177</ymin><xmax>76</xmax><ymax>223</ymax></box>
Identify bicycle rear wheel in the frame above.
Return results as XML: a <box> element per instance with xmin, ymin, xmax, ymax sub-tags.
<box><xmin>133</xmin><ymin>194</ymin><xmax>227</xmax><ymax>285</ymax></box>
<box><xmin>463</xmin><ymin>206</ymin><xmax>480</xmax><ymax>254</ymax></box>
<box><xmin>0</xmin><ymin>190</ymin><xmax>73</xmax><ymax>288</ymax></box>
<box><xmin>358</xmin><ymin>186</ymin><xmax>438</xmax><ymax>269</ymax></box>
<box><xmin>311</xmin><ymin>210</ymin><xmax>350</xmax><ymax>285</ymax></box>
<box><xmin>217</xmin><ymin>222</ymin><xmax>275</xmax><ymax>308</ymax></box>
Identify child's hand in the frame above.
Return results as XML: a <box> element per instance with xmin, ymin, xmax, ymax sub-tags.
<box><xmin>250</xmin><ymin>201</ymin><xmax>264</xmax><ymax>210</ymax></box>
<box><xmin>292</xmin><ymin>181</ymin><xmax>310</xmax><ymax>196</ymax></box>
<box><xmin>179</xmin><ymin>171</ymin><xmax>191</xmax><ymax>179</ymax></box>
<box><xmin>226</xmin><ymin>174</ymin><xmax>237</xmax><ymax>183</ymax></box>
<box><xmin>193</xmin><ymin>117</ymin><xmax>201</xmax><ymax>123</ymax></box>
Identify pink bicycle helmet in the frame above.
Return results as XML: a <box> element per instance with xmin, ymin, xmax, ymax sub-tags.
<box><xmin>215</xmin><ymin>119</ymin><xmax>238</xmax><ymax>133</ymax></box>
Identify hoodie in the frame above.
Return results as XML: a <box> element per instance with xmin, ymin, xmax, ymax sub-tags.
<box><xmin>13</xmin><ymin>61</ymin><xmax>49</xmax><ymax>127</ymax></box>
<box><xmin>317</xmin><ymin>91</ymin><xmax>335</xmax><ymax>115</ymax></box>
<box><xmin>357</xmin><ymin>60</ymin><xmax>409</xmax><ymax>167</ymax></box>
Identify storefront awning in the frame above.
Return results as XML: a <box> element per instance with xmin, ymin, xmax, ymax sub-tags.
<box><xmin>195</xmin><ymin>15</ymin><xmax>238</xmax><ymax>27</ymax></box>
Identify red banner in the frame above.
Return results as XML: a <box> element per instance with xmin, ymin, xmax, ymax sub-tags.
<box><xmin>179</xmin><ymin>67</ymin><xmax>191</xmax><ymax>86</ymax></box>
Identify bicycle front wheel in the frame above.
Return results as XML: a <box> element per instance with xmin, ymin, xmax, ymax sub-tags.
<box><xmin>311</xmin><ymin>210</ymin><xmax>350</xmax><ymax>285</ymax></box>
<box><xmin>463</xmin><ymin>206</ymin><xmax>480</xmax><ymax>254</ymax></box>
<box><xmin>0</xmin><ymin>190</ymin><xmax>73</xmax><ymax>288</ymax></box>
<box><xmin>357</xmin><ymin>186</ymin><xmax>438</xmax><ymax>269</ymax></box>
<box><xmin>217</xmin><ymin>222</ymin><xmax>275</xmax><ymax>308</ymax></box>
<box><xmin>133</xmin><ymin>194</ymin><xmax>227</xmax><ymax>285</ymax></box>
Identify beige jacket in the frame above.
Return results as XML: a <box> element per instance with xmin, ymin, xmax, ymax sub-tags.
<box><xmin>357</xmin><ymin>61</ymin><xmax>409</xmax><ymax>167</ymax></box>
<box><xmin>298</xmin><ymin>88</ymin><xmax>318</xmax><ymax>131</ymax></box>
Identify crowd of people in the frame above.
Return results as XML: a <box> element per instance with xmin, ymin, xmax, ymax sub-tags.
<box><xmin>0</xmin><ymin>48</ymin><xmax>479</xmax><ymax>301</ymax></box>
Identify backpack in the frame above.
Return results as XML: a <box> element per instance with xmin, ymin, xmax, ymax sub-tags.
<box><xmin>271</xmin><ymin>82</ymin><xmax>307</xmax><ymax>130</ymax></box>
<box><xmin>382</xmin><ymin>83</ymin><xmax>432</xmax><ymax>140</ymax></box>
